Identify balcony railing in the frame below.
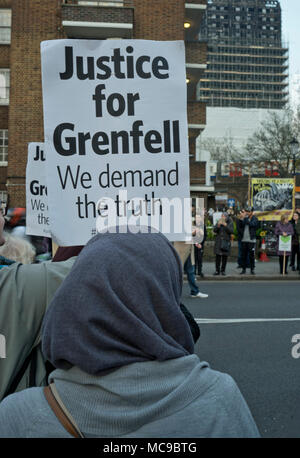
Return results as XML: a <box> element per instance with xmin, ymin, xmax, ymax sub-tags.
<box><xmin>62</xmin><ymin>1</ymin><xmax>134</xmax><ymax>7</ymax></box>
<box><xmin>185</xmin><ymin>0</ymin><xmax>207</xmax><ymax>6</ymax></box>
<box><xmin>62</xmin><ymin>0</ymin><xmax>134</xmax><ymax>38</ymax></box>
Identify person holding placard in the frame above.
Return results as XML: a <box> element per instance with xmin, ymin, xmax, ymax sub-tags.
<box><xmin>239</xmin><ymin>207</ymin><xmax>259</xmax><ymax>276</ymax></box>
<box><xmin>235</xmin><ymin>209</ymin><xmax>250</xmax><ymax>269</ymax></box>
<box><xmin>0</xmin><ymin>210</ymin><xmax>201</xmax><ymax>401</ymax></box>
<box><xmin>275</xmin><ymin>215</ymin><xmax>294</xmax><ymax>275</ymax></box>
<box><xmin>174</xmin><ymin>211</ymin><xmax>209</xmax><ymax>298</ymax></box>
<box><xmin>213</xmin><ymin>212</ymin><xmax>234</xmax><ymax>276</ymax></box>
<box><xmin>0</xmin><ymin>230</ymin><xmax>259</xmax><ymax>438</ymax></box>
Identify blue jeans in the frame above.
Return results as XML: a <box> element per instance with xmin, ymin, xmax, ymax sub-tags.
<box><xmin>184</xmin><ymin>255</ymin><xmax>199</xmax><ymax>296</ymax></box>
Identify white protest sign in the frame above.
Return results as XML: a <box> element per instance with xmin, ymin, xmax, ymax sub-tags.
<box><xmin>213</xmin><ymin>212</ymin><xmax>223</xmax><ymax>226</ymax></box>
<box><xmin>26</xmin><ymin>143</ymin><xmax>51</xmax><ymax>237</ymax></box>
<box><xmin>279</xmin><ymin>235</ymin><xmax>292</xmax><ymax>252</ymax></box>
<box><xmin>41</xmin><ymin>39</ymin><xmax>191</xmax><ymax>246</ymax></box>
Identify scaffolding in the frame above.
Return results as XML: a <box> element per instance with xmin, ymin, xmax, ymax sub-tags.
<box><xmin>198</xmin><ymin>0</ymin><xmax>288</xmax><ymax>109</ymax></box>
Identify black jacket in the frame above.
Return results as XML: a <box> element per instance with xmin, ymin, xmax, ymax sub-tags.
<box><xmin>236</xmin><ymin>218</ymin><xmax>244</xmax><ymax>242</ymax></box>
<box><xmin>240</xmin><ymin>215</ymin><xmax>259</xmax><ymax>241</ymax></box>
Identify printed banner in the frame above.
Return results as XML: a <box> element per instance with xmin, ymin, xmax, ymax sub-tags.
<box><xmin>251</xmin><ymin>178</ymin><xmax>295</xmax><ymax>221</ymax></box>
<box><xmin>26</xmin><ymin>143</ymin><xmax>51</xmax><ymax>237</ymax></box>
<box><xmin>41</xmin><ymin>39</ymin><xmax>191</xmax><ymax>246</ymax></box>
<box><xmin>278</xmin><ymin>235</ymin><xmax>292</xmax><ymax>252</ymax></box>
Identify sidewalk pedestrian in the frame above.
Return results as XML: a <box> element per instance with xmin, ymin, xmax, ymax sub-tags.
<box><xmin>235</xmin><ymin>210</ymin><xmax>250</xmax><ymax>269</ymax></box>
<box><xmin>289</xmin><ymin>212</ymin><xmax>300</xmax><ymax>272</ymax></box>
<box><xmin>0</xmin><ymin>216</ymin><xmax>201</xmax><ymax>401</ymax></box>
<box><xmin>239</xmin><ymin>207</ymin><xmax>259</xmax><ymax>275</ymax></box>
<box><xmin>184</xmin><ymin>253</ymin><xmax>208</xmax><ymax>298</ymax></box>
<box><xmin>275</xmin><ymin>215</ymin><xmax>294</xmax><ymax>275</ymax></box>
<box><xmin>213</xmin><ymin>212</ymin><xmax>234</xmax><ymax>276</ymax></box>
<box><xmin>174</xmin><ymin>229</ymin><xmax>209</xmax><ymax>299</ymax></box>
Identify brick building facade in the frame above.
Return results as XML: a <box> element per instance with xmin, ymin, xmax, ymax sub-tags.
<box><xmin>0</xmin><ymin>0</ymin><xmax>207</xmax><ymax>208</ymax></box>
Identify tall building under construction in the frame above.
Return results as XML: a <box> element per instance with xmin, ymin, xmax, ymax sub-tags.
<box><xmin>198</xmin><ymin>0</ymin><xmax>288</xmax><ymax>109</ymax></box>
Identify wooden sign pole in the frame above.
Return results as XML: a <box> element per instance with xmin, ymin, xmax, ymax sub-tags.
<box><xmin>52</xmin><ymin>241</ymin><xmax>58</xmax><ymax>258</ymax></box>
<box><xmin>283</xmin><ymin>251</ymin><xmax>286</xmax><ymax>276</ymax></box>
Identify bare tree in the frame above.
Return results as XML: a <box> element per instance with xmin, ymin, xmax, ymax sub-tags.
<box><xmin>200</xmin><ymin>134</ymin><xmax>254</xmax><ymax>177</ymax></box>
<box><xmin>245</xmin><ymin>107</ymin><xmax>299</xmax><ymax>177</ymax></box>
<box><xmin>200</xmin><ymin>106</ymin><xmax>300</xmax><ymax>178</ymax></box>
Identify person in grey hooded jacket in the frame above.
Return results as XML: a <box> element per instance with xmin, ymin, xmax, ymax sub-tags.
<box><xmin>0</xmin><ymin>229</ymin><xmax>260</xmax><ymax>438</ymax></box>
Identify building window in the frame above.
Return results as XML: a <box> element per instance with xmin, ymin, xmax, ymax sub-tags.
<box><xmin>0</xmin><ymin>129</ymin><xmax>8</xmax><ymax>164</ymax></box>
<box><xmin>0</xmin><ymin>9</ymin><xmax>11</xmax><ymax>44</ymax></box>
<box><xmin>0</xmin><ymin>69</ymin><xmax>9</xmax><ymax>104</ymax></box>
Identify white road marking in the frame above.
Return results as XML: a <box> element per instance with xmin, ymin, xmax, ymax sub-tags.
<box><xmin>195</xmin><ymin>318</ymin><xmax>300</xmax><ymax>324</ymax></box>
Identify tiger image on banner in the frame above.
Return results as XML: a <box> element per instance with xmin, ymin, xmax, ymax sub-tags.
<box><xmin>251</xmin><ymin>178</ymin><xmax>295</xmax><ymax>221</ymax></box>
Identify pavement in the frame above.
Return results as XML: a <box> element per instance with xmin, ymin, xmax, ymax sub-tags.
<box><xmin>190</xmin><ymin>258</ymin><xmax>300</xmax><ymax>281</ymax></box>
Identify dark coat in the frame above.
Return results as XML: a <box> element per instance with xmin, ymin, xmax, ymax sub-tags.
<box><xmin>235</xmin><ymin>218</ymin><xmax>244</xmax><ymax>242</ymax></box>
<box><xmin>275</xmin><ymin>221</ymin><xmax>294</xmax><ymax>256</ymax></box>
<box><xmin>213</xmin><ymin>217</ymin><xmax>234</xmax><ymax>256</ymax></box>
<box><xmin>290</xmin><ymin>219</ymin><xmax>300</xmax><ymax>246</ymax></box>
<box><xmin>202</xmin><ymin>224</ymin><xmax>207</xmax><ymax>247</ymax></box>
<box><xmin>240</xmin><ymin>215</ymin><xmax>259</xmax><ymax>241</ymax></box>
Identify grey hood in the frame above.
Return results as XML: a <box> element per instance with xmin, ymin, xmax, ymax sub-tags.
<box><xmin>50</xmin><ymin>355</ymin><xmax>217</xmax><ymax>437</ymax></box>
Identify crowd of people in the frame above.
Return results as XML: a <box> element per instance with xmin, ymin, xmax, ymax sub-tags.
<box><xmin>191</xmin><ymin>207</ymin><xmax>300</xmax><ymax>277</ymax></box>
<box><xmin>0</xmin><ymin>207</ymin><xmax>52</xmax><ymax>268</ymax></box>
<box><xmin>0</xmin><ymin>208</ymin><xmax>261</xmax><ymax>438</ymax></box>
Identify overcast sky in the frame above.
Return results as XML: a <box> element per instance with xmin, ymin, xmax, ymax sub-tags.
<box><xmin>280</xmin><ymin>0</ymin><xmax>300</xmax><ymax>76</ymax></box>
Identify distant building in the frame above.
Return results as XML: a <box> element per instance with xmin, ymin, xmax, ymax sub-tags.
<box><xmin>198</xmin><ymin>0</ymin><xmax>288</xmax><ymax>109</ymax></box>
<box><xmin>196</xmin><ymin>0</ymin><xmax>289</xmax><ymax>209</ymax></box>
